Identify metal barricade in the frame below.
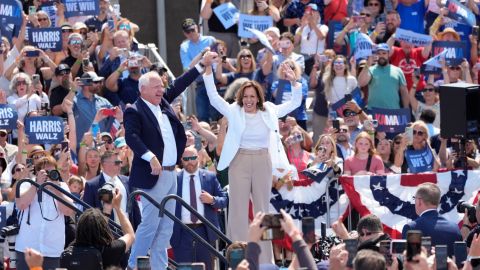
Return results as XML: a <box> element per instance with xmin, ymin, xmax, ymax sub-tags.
<box><xmin>325</xmin><ymin>177</ymin><xmax>353</xmax><ymax>231</ymax></box>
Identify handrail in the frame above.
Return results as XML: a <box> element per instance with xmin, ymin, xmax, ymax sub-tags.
<box><xmin>129</xmin><ymin>191</ymin><xmax>230</xmax><ymax>264</ymax></box>
<box><xmin>40</xmin><ymin>182</ymin><xmax>124</xmax><ymax>237</ymax></box>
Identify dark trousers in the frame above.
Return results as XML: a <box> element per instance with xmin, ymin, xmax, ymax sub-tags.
<box><xmin>16</xmin><ymin>251</ymin><xmax>59</xmax><ymax>270</ymax></box>
<box><xmin>173</xmin><ymin>224</ymin><xmax>214</xmax><ymax>270</ymax></box>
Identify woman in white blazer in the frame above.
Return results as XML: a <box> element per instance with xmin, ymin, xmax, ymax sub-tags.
<box><xmin>203</xmin><ymin>62</ymin><xmax>302</xmax><ymax>263</ymax></box>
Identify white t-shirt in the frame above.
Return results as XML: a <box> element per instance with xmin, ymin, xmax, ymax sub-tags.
<box><xmin>328</xmin><ymin>75</ymin><xmax>358</xmax><ymax>104</ymax></box>
<box><xmin>7</xmin><ymin>94</ymin><xmax>42</xmax><ymax>121</ymax></box>
<box><xmin>0</xmin><ymin>48</ymin><xmax>20</xmax><ymax>97</ymax></box>
<box><xmin>240</xmin><ymin>112</ymin><xmax>270</xmax><ymax>149</ymax></box>
<box><xmin>297</xmin><ymin>24</ymin><xmax>329</xmax><ymax>55</ymax></box>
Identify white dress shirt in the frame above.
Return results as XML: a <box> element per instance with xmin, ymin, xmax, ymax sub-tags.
<box><xmin>181</xmin><ymin>170</ymin><xmax>204</xmax><ymax>224</ymax></box>
<box><xmin>140</xmin><ymin>98</ymin><xmax>177</xmax><ymax>166</ymax></box>
<box><xmin>102</xmin><ymin>172</ymin><xmax>128</xmax><ymax>223</ymax></box>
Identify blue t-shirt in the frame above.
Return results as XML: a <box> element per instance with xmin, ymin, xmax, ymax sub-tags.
<box><xmin>271</xmin><ymin>78</ymin><xmax>309</xmax><ymax>121</ymax></box>
<box><xmin>179</xmin><ymin>35</ymin><xmax>216</xmax><ymax>70</ymax></box>
<box><xmin>397</xmin><ymin>0</ymin><xmax>426</xmax><ymax>34</ymax></box>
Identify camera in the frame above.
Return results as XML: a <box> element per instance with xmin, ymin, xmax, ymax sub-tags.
<box><xmin>457</xmin><ymin>200</ymin><xmax>477</xmax><ymax>224</ymax></box>
<box><xmin>98</xmin><ymin>183</ymin><xmax>115</xmax><ymax>203</ymax></box>
<box><xmin>46</xmin><ymin>170</ymin><xmax>61</xmax><ymax>181</ymax></box>
<box><xmin>261</xmin><ymin>214</ymin><xmax>283</xmax><ymax>240</ymax></box>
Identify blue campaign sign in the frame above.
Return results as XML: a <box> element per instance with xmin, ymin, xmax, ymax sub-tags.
<box><xmin>354</xmin><ymin>33</ymin><xmax>373</xmax><ymax>60</ymax></box>
<box><xmin>395</xmin><ymin>28</ymin><xmax>432</xmax><ymax>47</ymax></box>
<box><xmin>213</xmin><ymin>2</ymin><xmax>239</xmax><ymax>29</ymax></box>
<box><xmin>371</xmin><ymin>107</ymin><xmax>411</xmax><ymax>133</ymax></box>
<box><xmin>0</xmin><ymin>0</ymin><xmax>23</xmax><ymax>26</ymax></box>
<box><xmin>25</xmin><ymin>116</ymin><xmax>64</xmax><ymax>144</ymax></box>
<box><xmin>405</xmin><ymin>147</ymin><xmax>434</xmax><ymax>173</ymax></box>
<box><xmin>432</xmin><ymin>41</ymin><xmax>467</xmax><ymax>66</ymax></box>
<box><xmin>330</xmin><ymin>87</ymin><xmax>365</xmax><ymax>117</ymax></box>
<box><xmin>0</xmin><ymin>104</ymin><xmax>18</xmax><ymax>130</ymax></box>
<box><xmin>238</xmin><ymin>14</ymin><xmax>273</xmax><ymax>38</ymax></box>
<box><xmin>446</xmin><ymin>0</ymin><xmax>476</xmax><ymax>27</ymax></box>
<box><xmin>28</xmin><ymin>28</ymin><xmax>62</xmax><ymax>52</ymax></box>
<box><xmin>62</xmin><ymin>0</ymin><xmax>99</xmax><ymax>18</ymax></box>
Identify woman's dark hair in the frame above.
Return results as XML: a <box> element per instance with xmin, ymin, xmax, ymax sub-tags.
<box><xmin>75</xmin><ymin>208</ymin><xmax>114</xmax><ymax>247</ymax></box>
<box><xmin>235</xmin><ymin>80</ymin><xmax>266</xmax><ymax>111</ymax></box>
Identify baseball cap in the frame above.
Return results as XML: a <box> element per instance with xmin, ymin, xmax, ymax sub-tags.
<box><xmin>55</xmin><ymin>64</ymin><xmax>71</xmax><ymax>75</ymax></box>
<box><xmin>264</xmin><ymin>26</ymin><xmax>280</xmax><ymax>38</ymax></box>
<box><xmin>307</xmin><ymin>3</ymin><xmax>318</xmax><ymax>10</ymax></box>
<box><xmin>81</xmin><ymin>71</ymin><xmax>104</xmax><ymax>82</ymax></box>
<box><xmin>100</xmin><ymin>132</ymin><xmax>113</xmax><ymax>140</ymax></box>
<box><xmin>182</xmin><ymin>18</ymin><xmax>196</xmax><ymax>32</ymax></box>
<box><xmin>61</xmin><ymin>23</ymin><xmax>73</xmax><ymax>31</ymax></box>
<box><xmin>376</xmin><ymin>43</ymin><xmax>390</xmax><ymax>52</ymax></box>
<box><xmin>114</xmin><ymin>137</ymin><xmax>126</xmax><ymax>148</ymax></box>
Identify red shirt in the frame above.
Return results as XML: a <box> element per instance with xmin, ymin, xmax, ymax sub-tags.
<box><xmin>323</xmin><ymin>0</ymin><xmax>348</xmax><ymax>25</ymax></box>
<box><xmin>390</xmin><ymin>47</ymin><xmax>427</xmax><ymax>91</ymax></box>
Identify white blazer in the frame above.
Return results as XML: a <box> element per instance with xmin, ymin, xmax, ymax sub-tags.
<box><xmin>203</xmin><ymin>73</ymin><xmax>303</xmax><ymax>171</ymax></box>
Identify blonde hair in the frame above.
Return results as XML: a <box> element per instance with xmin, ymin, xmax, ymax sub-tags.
<box><xmin>315</xmin><ymin>134</ymin><xmax>338</xmax><ymax>159</ymax></box>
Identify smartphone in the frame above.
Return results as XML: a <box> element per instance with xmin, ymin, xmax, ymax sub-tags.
<box><xmin>194</xmin><ymin>135</ymin><xmax>202</xmax><ymax>151</ymax></box>
<box><xmin>128</xmin><ymin>59</ymin><xmax>140</xmax><ymax>68</ymax></box>
<box><xmin>344</xmin><ymin>239</ymin><xmax>358</xmax><ymax>267</ymax></box>
<box><xmin>302</xmin><ymin>217</ymin><xmax>316</xmax><ymax>244</ymax></box>
<box><xmin>137</xmin><ymin>256</ymin><xmax>151</xmax><ymax>270</ymax></box>
<box><xmin>319</xmin><ymin>54</ymin><xmax>328</xmax><ymax>63</ymax></box>
<box><xmin>32</xmin><ymin>74</ymin><xmax>40</xmax><ymax>85</ymax></box>
<box><xmin>26</xmin><ymin>158</ymin><xmax>33</xmax><ymax>167</ymax></box>
<box><xmin>320</xmin><ymin>222</ymin><xmax>326</xmax><ymax>239</ymax></box>
<box><xmin>414</xmin><ymin>67</ymin><xmax>421</xmax><ymax>78</ymax></box>
<box><xmin>473</xmin><ymin>26</ymin><xmax>479</xmax><ymax>39</ymax></box>
<box><xmin>405</xmin><ymin>126</ymin><xmax>413</xmax><ymax>145</ymax></box>
<box><xmin>422</xmin><ymin>236</ymin><xmax>432</xmax><ymax>256</ymax></box>
<box><xmin>61</xmin><ymin>141</ymin><xmax>69</xmax><ymax>152</ymax></box>
<box><xmin>183</xmin><ymin>121</ymin><xmax>192</xmax><ymax>130</ymax></box>
<box><xmin>29</xmin><ymin>6</ymin><xmax>36</xmax><ymax>15</ymax></box>
<box><xmin>107</xmin><ymin>19</ymin><xmax>115</xmax><ymax>30</ymax></box>
<box><xmin>229</xmin><ymin>248</ymin><xmax>245</xmax><ymax>270</ymax></box>
<box><xmin>344</xmin><ymin>94</ymin><xmax>353</xmax><ymax>102</ymax></box>
<box><xmin>329</xmin><ymin>110</ymin><xmax>338</xmax><ymax>120</ymax></box>
<box><xmin>25</xmin><ymin>50</ymin><xmax>39</xmax><ymax>57</ymax></box>
<box><xmin>177</xmin><ymin>263</ymin><xmax>205</xmax><ymax>270</ymax></box>
<box><xmin>436</xmin><ymin>245</ymin><xmax>448</xmax><ymax>270</ymax></box>
<box><xmin>102</xmin><ymin>108</ymin><xmax>116</xmax><ymax>117</ymax></box>
<box><xmin>406</xmin><ymin>230</ymin><xmax>422</xmax><ymax>261</ymax></box>
<box><xmin>210</xmin><ymin>43</ymin><xmax>219</xmax><ymax>53</ymax></box>
<box><xmin>454</xmin><ymin>241</ymin><xmax>467</xmax><ymax>267</ymax></box>
<box><xmin>82</xmin><ymin>58</ymin><xmax>90</xmax><ymax>67</ymax></box>
<box><xmin>332</xmin><ymin>120</ymin><xmax>340</xmax><ymax>132</ymax></box>
<box><xmin>379</xmin><ymin>240</ymin><xmax>393</xmax><ymax>266</ymax></box>
<box><xmin>261</xmin><ymin>214</ymin><xmax>283</xmax><ymax>241</ymax></box>
<box><xmin>390</xmin><ymin>239</ymin><xmax>406</xmax><ymax>255</ymax></box>
<box><xmin>210</xmin><ymin>121</ymin><xmax>218</xmax><ymax>131</ymax></box>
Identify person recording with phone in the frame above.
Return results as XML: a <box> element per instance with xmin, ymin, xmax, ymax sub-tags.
<box><xmin>8</xmin><ymin>73</ymin><xmax>42</xmax><ymax>122</ymax></box>
<box><xmin>15</xmin><ymin>156</ymin><xmax>75</xmax><ymax>270</ymax></box>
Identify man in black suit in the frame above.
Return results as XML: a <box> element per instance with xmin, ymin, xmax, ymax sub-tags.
<box><xmin>125</xmin><ymin>52</ymin><xmax>217</xmax><ymax>269</ymax></box>
<box><xmin>402</xmin><ymin>182</ymin><xmax>462</xmax><ymax>256</ymax></box>
<box><xmin>82</xmin><ymin>151</ymin><xmax>141</xmax><ymax>229</ymax></box>
<box><xmin>171</xmin><ymin>146</ymin><xmax>228</xmax><ymax>270</ymax></box>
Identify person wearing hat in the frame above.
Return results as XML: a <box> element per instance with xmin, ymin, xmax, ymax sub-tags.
<box><xmin>69</xmin><ymin>71</ymin><xmax>115</xmax><ymax>146</ymax></box>
<box><xmin>100</xmin><ymin>132</ymin><xmax>115</xmax><ymax>151</ymax></box>
<box><xmin>358</xmin><ymin>43</ymin><xmax>409</xmax><ymax>110</ymax></box>
<box><xmin>59</xmin><ymin>33</ymin><xmax>93</xmax><ymax>78</ymax></box>
<box><xmin>50</xmin><ymin>64</ymin><xmax>73</xmax><ymax>117</ymax></box>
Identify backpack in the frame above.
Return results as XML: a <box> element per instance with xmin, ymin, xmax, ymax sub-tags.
<box><xmin>60</xmin><ymin>245</ymin><xmax>104</xmax><ymax>270</ymax></box>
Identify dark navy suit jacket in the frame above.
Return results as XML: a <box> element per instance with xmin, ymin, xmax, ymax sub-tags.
<box><xmin>82</xmin><ymin>174</ymin><xmax>141</xmax><ymax>230</ymax></box>
<box><xmin>170</xmin><ymin>169</ymin><xmax>228</xmax><ymax>248</ymax></box>
<box><xmin>402</xmin><ymin>210</ymin><xmax>462</xmax><ymax>256</ymax></box>
<box><xmin>124</xmin><ymin>67</ymin><xmax>199</xmax><ymax>189</ymax></box>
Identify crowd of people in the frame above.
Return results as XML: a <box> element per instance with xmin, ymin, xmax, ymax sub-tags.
<box><xmin>0</xmin><ymin>0</ymin><xmax>480</xmax><ymax>269</ymax></box>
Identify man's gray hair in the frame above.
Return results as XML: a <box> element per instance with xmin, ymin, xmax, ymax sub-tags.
<box><xmin>138</xmin><ymin>71</ymin><xmax>161</xmax><ymax>92</ymax></box>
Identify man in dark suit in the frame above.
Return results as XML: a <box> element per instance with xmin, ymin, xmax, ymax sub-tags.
<box><xmin>402</xmin><ymin>182</ymin><xmax>462</xmax><ymax>256</ymax></box>
<box><xmin>125</xmin><ymin>52</ymin><xmax>216</xmax><ymax>269</ymax></box>
<box><xmin>171</xmin><ymin>146</ymin><xmax>228</xmax><ymax>270</ymax></box>
<box><xmin>82</xmin><ymin>151</ymin><xmax>141</xmax><ymax>230</ymax></box>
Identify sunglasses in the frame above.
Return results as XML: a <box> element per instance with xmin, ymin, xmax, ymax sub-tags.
<box><xmin>37</xmin><ymin>17</ymin><xmax>49</xmax><ymax>22</ymax></box>
<box><xmin>423</xmin><ymin>87</ymin><xmax>435</xmax><ymax>92</ymax></box>
<box><xmin>15</xmin><ymin>167</ymin><xmax>25</xmax><ymax>173</ymax></box>
<box><xmin>119</xmin><ymin>24</ymin><xmax>131</xmax><ymax>31</ymax></box>
<box><xmin>0</xmin><ymin>132</ymin><xmax>6</xmax><ymax>137</ymax></box>
<box><xmin>368</xmin><ymin>2</ymin><xmax>380</xmax><ymax>6</ymax></box>
<box><xmin>240</xmin><ymin>55</ymin><xmax>252</xmax><ymax>60</ymax></box>
<box><xmin>360</xmin><ymin>13</ymin><xmax>372</xmax><ymax>17</ymax></box>
<box><xmin>184</xmin><ymin>28</ymin><xmax>195</xmax><ymax>34</ymax></box>
<box><xmin>394</xmin><ymin>140</ymin><xmax>401</xmax><ymax>144</ymax></box>
<box><xmin>114</xmin><ymin>160</ymin><xmax>122</xmax><ymax>165</ymax></box>
<box><xmin>16</xmin><ymin>80</ymin><xmax>27</xmax><ymax>86</ymax></box>
<box><xmin>69</xmin><ymin>39</ymin><xmax>82</xmax><ymax>45</ymax></box>
<box><xmin>344</xmin><ymin>111</ymin><xmax>357</xmax><ymax>117</ymax></box>
<box><xmin>413</xmin><ymin>129</ymin><xmax>425</xmax><ymax>136</ymax></box>
<box><xmin>448</xmin><ymin>66</ymin><xmax>461</xmax><ymax>70</ymax></box>
<box><xmin>62</xmin><ymin>29</ymin><xmax>73</xmax><ymax>33</ymax></box>
<box><xmin>182</xmin><ymin>156</ymin><xmax>198</xmax><ymax>161</ymax></box>
<box><xmin>79</xmin><ymin>30</ymin><xmax>87</xmax><ymax>35</ymax></box>
<box><xmin>333</xmin><ymin>61</ymin><xmax>344</xmax><ymax>65</ymax></box>
<box><xmin>103</xmin><ymin>138</ymin><xmax>113</xmax><ymax>144</ymax></box>
<box><xmin>359</xmin><ymin>231</ymin><xmax>380</xmax><ymax>237</ymax></box>
<box><xmin>339</xmin><ymin>128</ymin><xmax>348</xmax><ymax>133</ymax></box>
<box><xmin>32</xmin><ymin>154</ymin><xmax>45</xmax><ymax>160</ymax></box>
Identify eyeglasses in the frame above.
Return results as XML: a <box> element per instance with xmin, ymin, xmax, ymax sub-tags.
<box><xmin>368</xmin><ymin>2</ymin><xmax>380</xmax><ymax>6</ymax></box>
<box><xmin>333</xmin><ymin>61</ymin><xmax>344</xmax><ymax>65</ymax></box>
<box><xmin>360</xmin><ymin>13</ymin><xmax>372</xmax><ymax>17</ymax></box>
<box><xmin>359</xmin><ymin>231</ymin><xmax>381</xmax><ymax>237</ymax></box>
<box><xmin>37</xmin><ymin>17</ymin><xmax>48</xmax><ymax>22</ymax></box>
<box><xmin>119</xmin><ymin>24</ymin><xmax>131</xmax><ymax>31</ymax></box>
<box><xmin>16</xmin><ymin>80</ymin><xmax>27</xmax><ymax>86</ymax></box>
<box><xmin>413</xmin><ymin>129</ymin><xmax>425</xmax><ymax>136</ymax></box>
<box><xmin>240</xmin><ymin>55</ymin><xmax>252</xmax><ymax>60</ymax></box>
<box><xmin>184</xmin><ymin>28</ymin><xmax>195</xmax><ymax>34</ymax></box>
<box><xmin>69</xmin><ymin>39</ymin><xmax>82</xmax><ymax>45</ymax></box>
<box><xmin>344</xmin><ymin>111</ymin><xmax>357</xmax><ymax>117</ymax></box>
<box><xmin>62</xmin><ymin>29</ymin><xmax>73</xmax><ymax>33</ymax></box>
<box><xmin>182</xmin><ymin>156</ymin><xmax>198</xmax><ymax>161</ymax></box>
<box><xmin>449</xmin><ymin>66</ymin><xmax>461</xmax><ymax>70</ymax></box>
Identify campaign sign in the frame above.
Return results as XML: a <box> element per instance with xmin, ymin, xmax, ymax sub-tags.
<box><xmin>395</xmin><ymin>28</ymin><xmax>432</xmax><ymax>47</ymax></box>
<box><xmin>371</xmin><ymin>107</ymin><xmax>411</xmax><ymax>133</ymax></box>
<box><xmin>213</xmin><ymin>2</ymin><xmax>239</xmax><ymax>29</ymax></box>
<box><xmin>0</xmin><ymin>0</ymin><xmax>23</xmax><ymax>26</ymax></box>
<box><xmin>25</xmin><ymin>116</ymin><xmax>64</xmax><ymax>144</ymax></box>
<box><xmin>238</xmin><ymin>14</ymin><xmax>273</xmax><ymax>38</ymax></box>
<box><xmin>330</xmin><ymin>87</ymin><xmax>365</xmax><ymax>117</ymax></box>
<box><xmin>446</xmin><ymin>0</ymin><xmax>476</xmax><ymax>27</ymax></box>
<box><xmin>246</xmin><ymin>27</ymin><xmax>275</xmax><ymax>53</ymax></box>
<box><xmin>432</xmin><ymin>41</ymin><xmax>466</xmax><ymax>66</ymax></box>
<box><xmin>405</xmin><ymin>147</ymin><xmax>434</xmax><ymax>173</ymax></box>
<box><xmin>0</xmin><ymin>105</ymin><xmax>18</xmax><ymax>130</ymax></box>
<box><xmin>354</xmin><ymin>33</ymin><xmax>373</xmax><ymax>60</ymax></box>
<box><xmin>62</xmin><ymin>0</ymin><xmax>99</xmax><ymax>18</ymax></box>
<box><xmin>327</xmin><ymin>20</ymin><xmax>348</xmax><ymax>56</ymax></box>
<box><xmin>28</xmin><ymin>28</ymin><xmax>62</xmax><ymax>52</ymax></box>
